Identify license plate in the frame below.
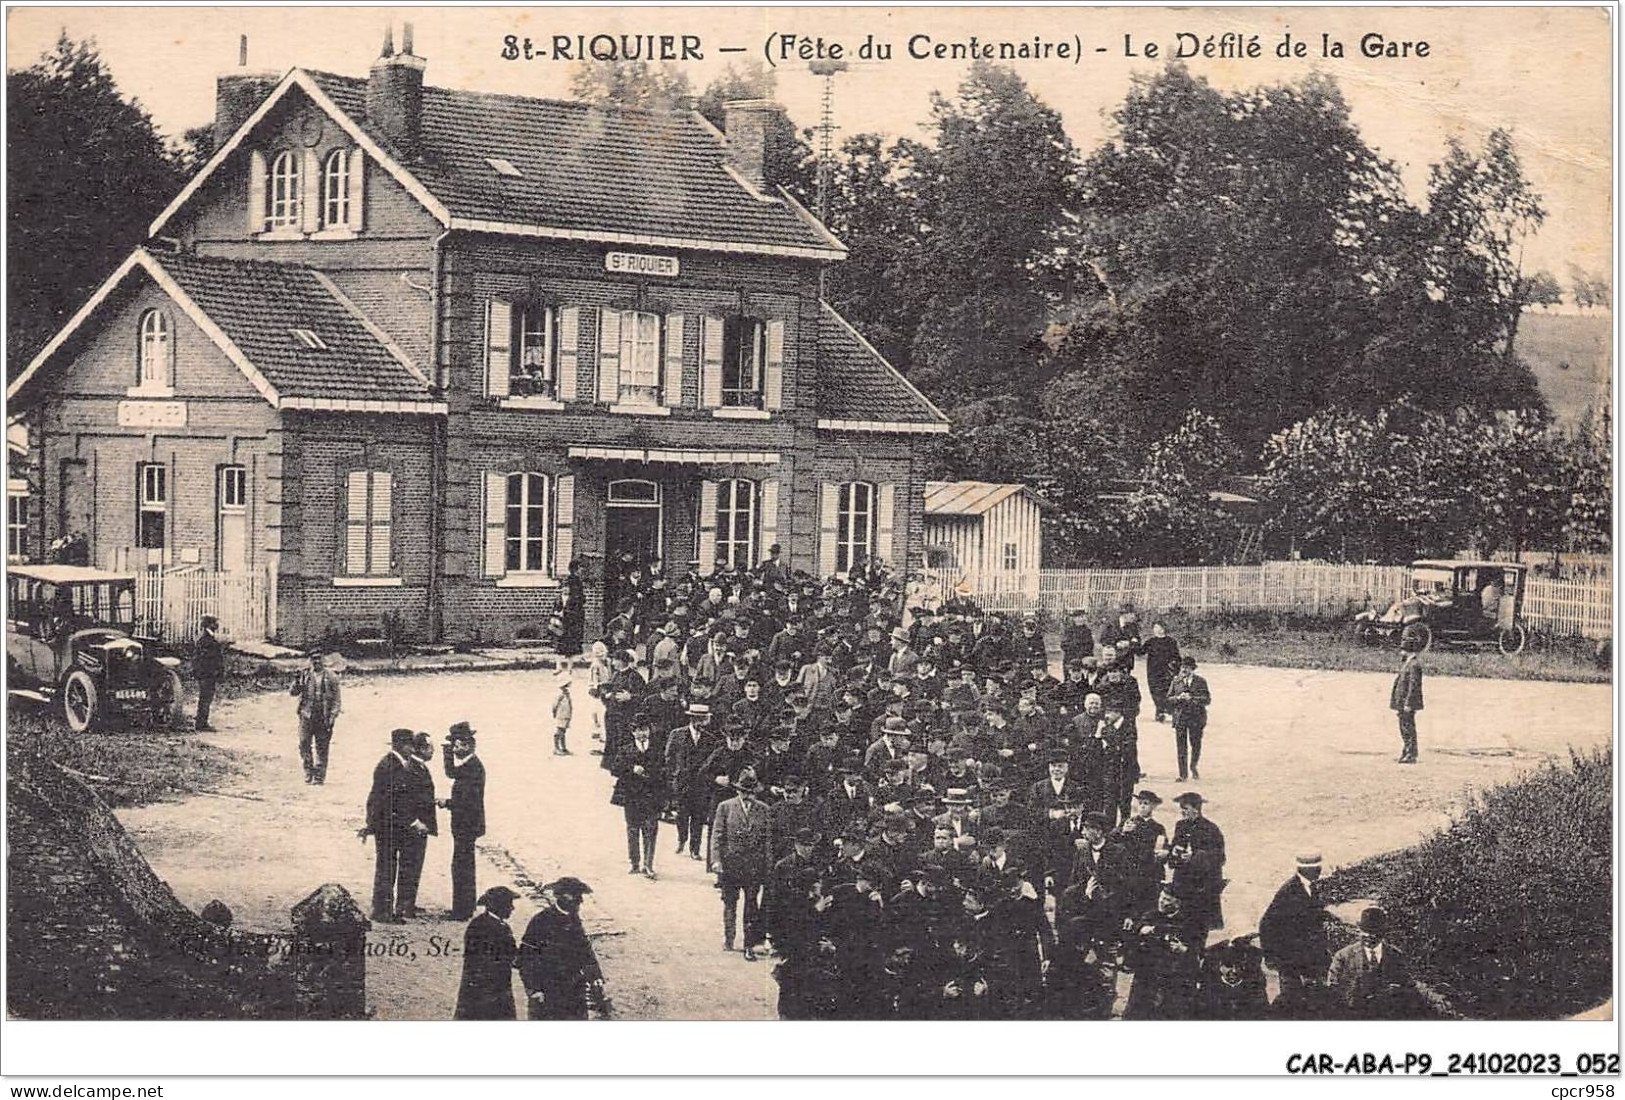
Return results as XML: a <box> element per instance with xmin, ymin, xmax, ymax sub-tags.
<box><xmin>113</xmin><ymin>690</ymin><xmax>147</xmax><ymax>702</ymax></box>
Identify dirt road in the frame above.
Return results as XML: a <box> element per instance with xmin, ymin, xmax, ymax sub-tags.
<box><xmin>118</xmin><ymin>659</ymin><xmax>1609</xmax><ymax>1020</ymax></box>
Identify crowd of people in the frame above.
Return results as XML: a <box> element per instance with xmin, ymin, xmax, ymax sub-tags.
<box><xmin>571</xmin><ymin>550</ymin><xmax>1418</xmax><ymax>1020</ymax></box>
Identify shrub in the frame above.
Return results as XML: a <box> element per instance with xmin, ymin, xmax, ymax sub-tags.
<box><xmin>1322</xmin><ymin>747</ymin><xmax>1612</xmax><ymax>1018</ymax></box>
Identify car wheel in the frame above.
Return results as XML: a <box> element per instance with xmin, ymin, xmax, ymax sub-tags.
<box><xmin>1354</xmin><ymin>623</ymin><xmax>1381</xmax><ymax>647</ymax></box>
<box><xmin>158</xmin><ymin>668</ymin><xmax>186</xmax><ymax>727</ymax></box>
<box><xmin>61</xmin><ymin>668</ymin><xmax>100</xmax><ymax>733</ymax></box>
<box><xmin>1497</xmin><ymin>624</ymin><xmax>1528</xmax><ymax>655</ymax></box>
<box><xmin>1403</xmin><ymin>623</ymin><xmax>1433</xmax><ymax>652</ymax></box>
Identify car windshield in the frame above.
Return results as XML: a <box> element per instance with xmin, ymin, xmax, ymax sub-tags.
<box><xmin>1409</xmin><ymin>567</ymin><xmax>1455</xmax><ymax>598</ymax></box>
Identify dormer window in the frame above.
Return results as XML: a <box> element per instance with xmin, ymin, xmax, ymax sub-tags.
<box><xmin>137</xmin><ymin>309</ymin><xmax>172</xmax><ymax>391</ymax></box>
<box><xmin>321</xmin><ymin>149</ymin><xmax>350</xmax><ymax>227</ymax></box>
<box><xmin>267</xmin><ymin>151</ymin><xmax>301</xmax><ymax>228</ymax></box>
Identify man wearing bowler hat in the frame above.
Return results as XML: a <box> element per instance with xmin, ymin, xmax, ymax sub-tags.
<box><xmin>710</xmin><ymin>772</ymin><xmax>774</xmax><ymax>960</ymax></box>
<box><xmin>1327</xmin><ymin>905</ymin><xmax>1416</xmax><ymax>1018</ymax></box>
<box><xmin>439</xmin><ymin>721</ymin><xmax>487</xmax><ymax>920</ymax></box>
<box><xmin>455</xmin><ymin>886</ymin><xmax>520</xmax><ymax>1020</ymax></box>
<box><xmin>1259</xmin><ymin>851</ymin><xmax>1334</xmax><ymax>1015</ymax></box>
<box><xmin>361</xmin><ymin>728</ymin><xmax>434</xmax><ymax>923</ymax></box>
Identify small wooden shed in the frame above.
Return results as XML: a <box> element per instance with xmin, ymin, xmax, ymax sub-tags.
<box><xmin>923</xmin><ymin>481</ymin><xmax>1046</xmax><ymax>587</ymax></box>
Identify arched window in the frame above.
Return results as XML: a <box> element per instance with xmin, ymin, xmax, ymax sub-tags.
<box><xmin>837</xmin><ymin>481</ymin><xmax>874</xmax><ymax>574</ymax></box>
<box><xmin>715</xmin><ymin>479</ymin><xmax>756</xmax><ymax>570</ymax></box>
<box><xmin>138</xmin><ymin>309</ymin><xmax>170</xmax><ymax>389</ymax></box>
<box><xmin>268</xmin><ymin>150</ymin><xmax>301</xmax><ymax>228</ymax></box>
<box><xmin>321</xmin><ymin>149</ymin><xmax>350</xmax><ymax>228</ymax></box>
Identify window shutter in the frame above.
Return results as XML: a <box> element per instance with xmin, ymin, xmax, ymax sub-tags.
<box><xmin>346</xmin><ymin>148</ymin><xmax>366</xmax><ymax>232</ymax></box>
<box><xmin>557</xmin><ymin>306</ymin><xmax>580</xmax><ymax>400</ymax></box>
<box><xmin>819</xmin><ymin>482</ymin><xmax>840</xmax><ymax>578</ymax></box>
<box><xmin>483</xmin><ymin>472</ymin><xmax>507</xmax><ymax>578</ymax></box>
<box><xmin>370</xmin><ymin>472</ymin><xmax>393</xmax><ymax>575</ymax></box>
<box><xmin>299</xmin><ymin>147</ymin><xmax>321</xmax><ymax>234</ymax></box>
<box><xmin>553</xmin><ymin>474</ymin><xmax>575</xmax><ymax>577</ymax></box>
<box><xmin>248</xmin><ymin>150</ymin><xmax>267</xmax><ymax>233</ymax></box>
<box><xmin>597</xmin><ymin>308</ymin><xmax>622</xmax><ymax>404</ymax></box>
<box><xmin>485</xmin><ymin>300</ymin><xmax>512</xmax><ymax>398</ymax></box>
<box><xmin>876</xmin><ymin>482</ymin><xmax>896</xmax><ymax>568</ymax></box>
<box><xmin>662</xmin><ymin>314</ymin><xmax>685</xmax><ymax>407</ymax></box>
<box><xmin>701</xmin><ymin>316</ymin><xmax>724</xmax><ymax>407</ymax></box>
<box><xmin>758</xmin><ymin>477</ymin><xmax>779</xmax><ymax>562</ymax></box>
<box><xmin>697</xmin><ymin>480</ymin><xmax>719</xmax><ymax>576</ymax></box>
<box><xmin>345</xmin><ymin>472</ymin><xmax>369</xmax><ymax>575</ymax></box>
<box><xmin>764</xmin><ymin>319</ymin><xmax>785</xmax><ymax>411</ymax></box>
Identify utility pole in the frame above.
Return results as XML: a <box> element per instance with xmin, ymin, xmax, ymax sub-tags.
<box><xmin>809</xmin><ymin>59</ymin><xmax>847</xmax><ymax>297</ymax></box>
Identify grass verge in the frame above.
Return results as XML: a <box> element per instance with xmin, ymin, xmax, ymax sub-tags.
<box><xmin>1320</xmin><ymin>747</ymin><xmax>1613</xmax><ymax>1019</ymax></box>
<box><xmin>7</xmin><ymin>709</ymin><xmax>248</xmax><ymax>809</ymax></box>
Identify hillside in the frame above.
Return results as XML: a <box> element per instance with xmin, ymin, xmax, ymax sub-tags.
<box><xmin>1518</xmin><ymin>310</ymin><xmax>1611</xmax><ymax>426</ymax></box>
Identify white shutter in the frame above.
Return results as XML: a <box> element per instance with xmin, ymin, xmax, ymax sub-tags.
<box><xmin>483</xmin><ymin>472</ymin><xmax>507</xmax><ymax>577</ymax></box>
<box><xmin>553</xmin><ymin>474</ymin><xmax>575</xmax><ymax>577</ymax></box>
<box><xmin>819</xmin><ymin>482</ymin><xmax>840</xmax><ymax>578</ymax></box>
<box><xmin>346</xmin><ymin>148</ymin><xmax>366</xmax><ymax>232</ymax></box>
<box><xmin>345</xmin><ymin>472</ymin><xmax>369</xmax><ymax>575</ymax></box>
<box><xmin>701</xmin><ymin>316</ymin><xmax>724</xmax><ymax>407</ymax></box>
<box><xmin>300</xmin><ymin>147</ymin><xmax>321</xmax><ymax>234</ymax></box>
<box><xmin>485</xmin><ymin>300</ymin><xmax>512</xmax><ymax>397</ymax></box>
<box><xmin>876</xmin><ymin>482</ymin><xmax>896</xmax><ymax>568</ymax></box>
<box><xmin>597</xmin><ymin>308</ymin><xmax>622</xmax><ymax>404</ymax></box>
<box><xmin>248</xmin><ymin>150</ymin><xmax>267</xmax><ymax>233</ymax></box>
<box><xmin>764</xmin><ymin>319</ymin><xmax>785</xmax><ymax>411</ymax></box>
<box><xmin>663</xmin><ymin>314</ymin><xmax>685</xmax><ymax>407</ymax></box>
<box><xmin>370</xmin><ymin>472</ymin><xmax>393</xmax><ymax>574</ymax></box>
<box><xmin>758</xmin><ymin>478</ymin><xmax>779</xmax><ymax>560</ymax></box>
<box><xmin>697</xmin><ymin>480</ymin><xmax>719</xmax><ymax>575</ymax></box>
<box><xmin>558</xmin><ymin>306</ymin><xmax>580</xmax><ymax>400</ymax></box>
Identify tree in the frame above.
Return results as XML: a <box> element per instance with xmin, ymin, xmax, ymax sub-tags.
<box><xmin>7</xmin><ymin>33</ymin><xmax>185</xmax><ymax>375</ymax></box>
<box><xmin>1568</xmin><ymin>265</ymin><xmax>1609</xmax><ymax>310</ymax></box>
<box><xmin>1520</xmin><ymin>269</ymin><xmax>1563</xmax><ymax>309</ymax></box>
<box><xmin>822</xmin><ymin>132</ymin><xmax>920</xmax><ymax>371</ymax></box>
<box><xmin>567</xmin><ymin>59</ymin><xmax>692</xmax><ymax>112</ymax></box>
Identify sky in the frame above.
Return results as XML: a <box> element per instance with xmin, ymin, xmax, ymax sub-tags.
<box><xmin>5</xmin><ymin>4</ymin><xmax>1614</xmax><ymax>281</ymax></box>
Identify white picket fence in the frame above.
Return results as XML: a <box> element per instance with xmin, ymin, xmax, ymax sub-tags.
<box><xmin>135</xmin><ymin>569</ymin><xmax>266</xmax><ymax>644</ymax></box>
<box><xmin>924</xmin><ymin>561</ymin><xmax>1613</xmax><ymax>640</ymax></box>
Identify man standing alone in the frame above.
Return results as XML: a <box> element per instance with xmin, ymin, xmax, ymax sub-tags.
<box><xmin>193</xmin><ymin>615</ymin><xmax>225</xmax><ymax>732</ymax></box>
<box><xmin>290</xmin><ymin>653</ymin><xmax>342</xmax><ymax>784</ymax></box>
<box><xmin>440</xmin><ymin>722</ymin><xmax>487</xmax><ymax>920</ymax></box>
<box><xmin>1391</xmin><ymin>633</ymin><xmax>1425</xmax><ymax>764</ymax></box>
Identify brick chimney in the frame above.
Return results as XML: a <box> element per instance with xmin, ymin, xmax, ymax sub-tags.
<box><xmin>366</xmin><ymin>23</ymin><xmax>425</xmax><ymax>159</ymax></box>
<box><xmin>214</xmin><ymin>35</ymin><xmax>279</xmax><ymax>148</ymax></box>
<box><xmin>723</xmin><ymin>99</ymin><xmax>776</xmax><ymax>192</ymax></box>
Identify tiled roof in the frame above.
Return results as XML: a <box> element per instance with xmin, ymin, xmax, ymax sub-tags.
<box><xmin>817</xmin><ymin>302</ymin><xmax>948</xmax><ymax>425</ymax></box>
<box><xmin>154</xmin><ymin>253</ymin><xmax>431</xmax><ymax>402</ymax></box>
<box><xmin>304</xmin><ymin>71</ymin><xmax>839</xmax><ymax>257</ymax></box>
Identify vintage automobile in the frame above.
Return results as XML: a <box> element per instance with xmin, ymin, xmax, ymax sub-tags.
<box><xmin>5</xmin><ymin>565</ymin><xmax>185</xmax><ymax>731</ymax></box>
<box><xmin>1353</xmin><ymin>559</ymin><xmax>1529</xmax><ymax>654</ymax></box>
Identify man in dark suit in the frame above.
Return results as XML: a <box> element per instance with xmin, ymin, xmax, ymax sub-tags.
<box><xmin>519</xmin><ymin>877</ymin><xmax>604</xmax><ymax>1019</ymax></box>
<box><xmin>455</xmin><ymin>886</ymin><xmax>519</xmax><ymax>1020</ymax></box>
<box><xmin>665</xmin><ymin>703</ymin><xmax>716</xmax><ymax>861</ymax></box>
<box><xmin>1327</xmin><ymin>906</ymin><xmax>1417</xmax><ymax>1018</ymax></box>
<box><xmin>1258</xmin><ymin>852</ymin><xmax>1332</xmax><ymax>1016</ymax></box>
<box><xmin>362</xmin><ymin>728</ymin><xmax>436</xmax><ymax>923</ymax></box>
<box><xmin>611</xmin><ymin>713</ymin><xmax>667</xmax><ymax>878</ymax></box>
<box><xmin>192</xmin><ymin>614</ymin><xmax>226</xmax><ymax>731</ymax></box>
<box><xmin>1167</xmin><ymin>791</ymin><xmax>1225</xmax><ymax>940</ymax></box>
<box><xmin>440</xmin><ymin>721</ymin><xmax>486</xmax><ymax>920</ymax></box>
<box><xmin>1391</xmin><ymin>636</ymin><xmax>1425</xmax><ymax>763</ymax></box>
<box><xmin>1028</xmin><ymin>751</ymin><xmax>1090</xmax><ymax>897</ymax></box>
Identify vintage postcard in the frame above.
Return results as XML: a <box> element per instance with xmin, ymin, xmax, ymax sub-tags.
<box><xmin>2</xmin><ymin>1</ymin><xmax>1616</xmax><ymax>1082</ymax></box>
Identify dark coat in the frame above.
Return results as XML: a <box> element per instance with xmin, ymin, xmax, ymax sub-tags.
<box><xmin>1170</xmin><ymin>815</ymin><xmax>1225</xmax><ymax>929</ymax></box>
<box><xmin>194</xmin><ymin>629</ymin><xmax>226</xmax><ymax>680</ymax></box>
<box><xmin>1167</xmin><ymin>670</ymin><xmax>1211</xmax><ymax>728</ymax></box>
<box><xmin>518</xmin><ymin>903</ymin><xmax>602</xmax><ymax>1019</ymax></box>
<box><xmin>610</xmin><ymin>739</ymin><xmax>668</xmax><ymax>817</ymax></box>
<box><xmin>1258</xmin><ymin>875</ymin><xmax>1331</xmax><ymax>978</ymax></box>
<box><xmin>1390</xmin><ymin>656</ymin><xmax>1424</xmax><ymax>712</ymax></box>
<box><xmin>366</xmin><ymin>752</ymin><xmax>435</xmax><ymax>841</ymax></box>
<box><xmin>665</xmin><ymin>726</ymin><xmax>715</xmax><ymax>800</ymax></box>
<box><xmin>1327</xmin><ymin>942</ymin><xmax>1416</xmax><ymax>1018</ymax></box>
<box><xmin>442</xmin><ymin>747</ymin><xmax>486</xmax><ymax>839</ymax></box>
<box><xmin>454</xmin><ymin>911</ymin><xmax>516</xmax><ymax>1020</ymax></box>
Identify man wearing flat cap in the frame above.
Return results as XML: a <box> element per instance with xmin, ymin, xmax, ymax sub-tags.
<box><xmin>439</xmin><ymin>722</ymin><xmax>487</xmax><ymax>920</ymax></box>
<box><xmin>455</xmin><ymin>886</ymin><xmax>519</xmax><ymax>1020</ymax></box>
<box><xmin>518</xmin><ymin>877</ymin><xmax>604</xmax><ymax>1020</ymax></box>
<box><xmin>1327</xmin><ymin>905</ymin><xmax>1416</xmax><ymax>1018</ymax></box>
<box><xmin>1259</xmin><ymin>851</ymin><xmax>1333</xmax><ymax>1015</ymax></box>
